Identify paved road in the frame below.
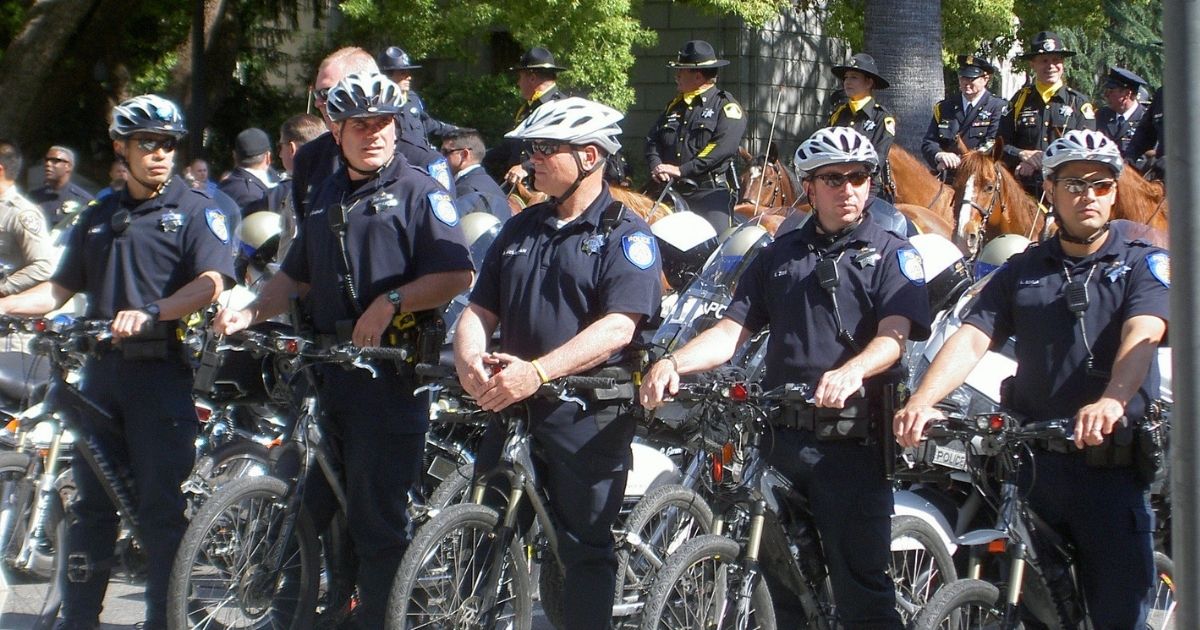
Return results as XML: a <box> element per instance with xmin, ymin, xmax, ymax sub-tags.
<box><xmin>1</xmin><ymin>572</ymin><xmax>557</xmax><ymax>629</ymax></box>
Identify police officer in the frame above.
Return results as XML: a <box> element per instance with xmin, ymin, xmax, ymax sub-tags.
<box><xmin>377</xmin><ymin>45</ymin><xmax>457</xmax><ymax>181</ymax></box>
<box><xmin>213</xmin><ymin>72</ymin><xmax>473</xmax><ymax>629</ymax></box>
<box><xmin>441</xmin><ymin>127</ymin><xmax>512</xmax><ymax>220</ymax></box>
<box><xmin>829</xmin><ymin>53</ymin><xmax>897</xmax><ymax>198</ymax></box>
<box><xmin>218</xmin><ymin>127</ymin><xmax>278</xmax><ymax>216</ymax></box>
<box><xmin>895</xmin><ymin>129</ymin><xmax>1166</xmax><ymax>628</ymax></box>
<box><xmin>998</xmin><ymin>31</ymin><xmax>1096</xmax><ymax>192</ymax></box>
<box><xmin>455</xmin><ymin>97</ymin><xmax>661</xmax><ymax>630</ymax></box>
<box><xmin>921</xmin><ymin>55</ymin><xmax>1009</xmax><ymax>173</ymax></box>
<box><xmin>31</xmin><ymin>145</ymin><xmax>94</xmax><ymax>227</ymax></box>
<box><xmin>483</xmin><ymin>46</ymin><xmax>570</xmax><ymax>183</ymax></box>
<box><xmin>291</xmin><ymin>46</ymin><xmax>379</xmax><ymax>219</ymax></box>
<box><xmin>1126</xmin><ymin>86</ymin><xmax>1164</xmax><ymax>179</ymax></box>
<box><xmin>0</xmin><ymin>140</ymin><xmax>54</xmax><ymax>295</ymax></box>
<box><xmin>646</xmin><ymin>39</ymin><xmax>747</xmax><ymax>231</ymax></box>
<box><xmin>1097</xmin><ymin>67</ymin><xmax>1149</xmax><ymax>168</ymax></box>
<box><xmin>642</xmin><ymin>126</ymin><xmax>929</xmax><ymax>630</ymax></box>
<box><xmin>0</xmin><ymin>95</ymin><xmax>235</xmax><ymax>630</ymax></box>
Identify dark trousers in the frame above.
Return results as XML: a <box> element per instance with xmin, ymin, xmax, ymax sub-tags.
<box><xmin>312</xmin><ymin>365</ymin><xmax>426</xmax><ymax>630</ymax></box>
<box><xmin>474</xmin><ymin>399</ymin><xmax>634</xmax><ymax>630</ymax></box>
<box><xmin>765</xmin><ymin>427</ymin><xmax>903</xmax><ymax>630</ymax></box>
<box><xmin>1024</xmin><ymin>451</ymin><xmax>1154</xmax><ymax>629</ymax></box>
<box><xmin>61</xmin><ymin>354</ymin><xmax>198</xmax><ymax>628</ymax></box>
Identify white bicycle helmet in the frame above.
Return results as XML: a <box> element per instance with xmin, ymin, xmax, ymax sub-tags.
<box><xmin>793</xmin><ymin>127</ymin><xmax>879</xmax><ymax>175</ymax></box>
<box><xmin>974</xmin><ymin>234</ymin><xmax>1031</xmax><ymax>278</ymax></box>
<box><xmin>109</xmin><ymin>95</ymin><xmax>187</xmax><ymax>140</ymax></box>
<box><xmin>326</xmin><ymin>73</ymin><xmax>403</xmax><ymax>122</ymax></box>
<box><xmin>504</xmin><ymin>97</ymin><xmax>624</xmax><ymax>155</ymax></box>
<box><xmin>238</xmin><ymin>211</ymin><xmax>283</xmax><ymax>266</ymax></box>
<box><xmin>1042</xmin><ymin>129</ymin><xmax>1124</xmax><ymax>179</ymax></box>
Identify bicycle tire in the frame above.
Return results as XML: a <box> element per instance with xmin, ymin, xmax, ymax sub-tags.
<box><xmin>31</xmin><ymin>503</ymin><xmax>67</xmax><ymax>630</ymax></box>
<box><xmin>186</xmin><ymin>440</ymin><xmax>272</xmax><ymax>517</ymax></box>
<box><xmin>386</xmin><ymin>502</ymin><xmax>532</xmax><ymax>630</ymax></box>
<box><xmin>911</xmin><ymin>577</ymin><xmax>1002</xmax><ymax>630</ymax></box>
<box><xmin>425</xmin><ymin>462</ymin><xmax>475</xmax><ymax>510</ymax></box>
<box><xmin>890</xmin><ymin>515</ymin><xmax>957</xmax><ymax>623</ymax></box>
<box><xmin>638</xmin><ymin>534</ymin><xmax>775</xmax><ymax>630</ymax></box>
<box><xmin>0</xmin><ymin>451</ymin><xmax>38</xmax><ymax>577</ymax></box>
<box><xmin>1147</xmin><ymin>550</ymin><xmax>1176</xmax><ymax>630</ymax></box>
<box><xmin>168</xmin><ymin>475</ymin><xmax>321</xmax><ymax>630</ymax></box>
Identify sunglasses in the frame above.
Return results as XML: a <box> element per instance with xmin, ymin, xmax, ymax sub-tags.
<box><xmin>313</xmin><ymin>87</ymin><xmax>332</xmax><ymax>102</ymax></box>
<box><xmin>111</xmin><ymin>208</ymin><xmax>131</xmax><ymax>235</ymax></box>
<box><xmin>1057</xmin><ymin>177</ymin><xmax>1116</xmax><ymax>196</ymax></box>
<box><xmin>525</xmin><ymin>139</ymin><xmax>571</xmax><ymax>157</ymax></box>
<box><xmin>440</xmin><ymin>146</ymin><xmax>465</xmax><ymax>157</ymax></box>
<box><xmin>44</xmin><ymin>157</ymin><xmax>70</xmax><ymax>165</ymax></box>
<box><xmin>134</xmin><ymin>137</ymin><xmax>178</xmax><ymax>153</ymax></box>
<box><xmin>813</xmin><ymin>170</ymin><xmax>873</xmax><ymax>188</ymax></box>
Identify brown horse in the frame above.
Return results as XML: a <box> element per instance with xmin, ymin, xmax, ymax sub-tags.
<box><xmin>1115</xmin><ymin>167</ymin><xmax>1169</xmax><ymax>233</ymax></box>
<box><xmin>737</xmin><ymin>148</ymin><xmax>802</xmax><ymax>211</ymax></box>
<box><xmin>506</xmin><ymin>180</ymin><xmax>672</xmax><ymax>224</ymax></box>
<box><xmin>889</xmin><ymin>145</ymin><xmax>956</xmax><ymax>224</ymax></box>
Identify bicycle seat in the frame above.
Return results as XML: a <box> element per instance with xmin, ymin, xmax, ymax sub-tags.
<box><xmin>0</xmin><ymin>351</ymin><xmax>50</xmax><ymax>402</ymax></box>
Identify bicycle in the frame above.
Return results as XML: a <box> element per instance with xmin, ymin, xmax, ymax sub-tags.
<box><xmin>637</xmin><ymin>379</ymin><xmax>954</xmax><ymax>630</ymax></box>
<box><xmin>910</xmin><ymin>412</ymin><xmax>1177</xmax><ymax>629</ymax></box>
<box><xmin>385</xmin><ymin>372</ymin><xmax>635</xmax><ymax>629</ymax></box>
<box><xmin>167</xmin><ymin>328</ymin><xmax>412</xmax><ymax>629</ymax></box>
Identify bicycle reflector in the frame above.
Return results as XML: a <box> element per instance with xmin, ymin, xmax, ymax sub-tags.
<box><xmin>728</xmin><ymin>382</ymin><xmax>748</xmax><ymax>401</ymax></box>
<box><xmin>33</xmin><ymin>319</ymin><xmax>47</xmax><ymax>333</ymax></box>
<box><xmin>712</xmin><ymin>453</ymin><xmax>724</xmax><ymax>483</ymax></box>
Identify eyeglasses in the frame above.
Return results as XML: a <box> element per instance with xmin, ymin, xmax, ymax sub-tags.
<box><xmin>313</xmin><ymin>87</ymin><xmax>332</xmax><ymax>103</ymax></box>
<box><xmin>1056</xmin><ymin>177</ymin><xmax>1116</xmax><ymax>196</ymax></box>
<box><xmin>134</xmin><ymin>137</ymin><xmax>178</xmax><ymax>153</ymax></box>
<box><xmin>44</xmin><ymin>157</ymin><xmax>70</xmax><ymax>166</ymax></box>
<box><xmin>813</xmin><ymin>170</ymin><xmax>873</xmax><ymax>188</ymax></box>
<box><xmin>111</xmin><ymin>208</ymin><xmax>131</xmax><ymax>235</ymax></box>
<box><xmin>525</xmin><ymin>140</ymin><xmax>571</xmax><ymax>157</ymax></box>
<box><xmin>440</xmin><ymin>146</ymin><xmax>465</xmax><ymax>157</ymax></box>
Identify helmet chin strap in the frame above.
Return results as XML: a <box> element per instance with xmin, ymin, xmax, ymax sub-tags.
<box><xmin>549</xmin><ymin>150</ymin><xmax>605</xmax><ymax>208</ymax></box>
<box><xmin>1055</xmin><ymin>215</ymin><xmax>1110</xmax><ymax>245</ymax></box>
<box><xmin>339</xmin><ymin>121</ymin><xmax>395</xmax><ymax>178</ymax></box>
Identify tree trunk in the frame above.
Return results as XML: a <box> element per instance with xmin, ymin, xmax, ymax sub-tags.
<box><xmin>864</xmin><ymin>0</ymin><xmax>944</xmax><ymax>154</ymax></box>
<box><xmin>0</xmin><ymin>0</ymin><xmax>102</xmax><ymax>139</ymax></box>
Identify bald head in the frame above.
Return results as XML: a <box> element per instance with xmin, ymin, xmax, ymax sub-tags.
<box><xmin>313</xmin><ymin>47</ymin><xmax>379</xmax><ymax>128</ymax></box>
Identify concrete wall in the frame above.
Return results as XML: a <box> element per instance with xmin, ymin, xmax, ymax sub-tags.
<box><xmin>625</xmin><ymin>1</ymin><xmax>848</xmax><ymax>173</ymax></box>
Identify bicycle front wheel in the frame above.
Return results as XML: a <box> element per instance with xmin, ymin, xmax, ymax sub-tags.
<box><xmin>1147</xmin><ymin>551</ymin><xmax>1177</xmax><ymax>630</ymax></box>
<box><xmin>911</xmin><ymin>577</ymin><xmax>1002</xmax><ymax>630</ymax></box>
<box><xmin>638</xmin><ymin>534</ymin><xmax>774</xmax><ymax>630</ymax></box>
<box><xmin>387</xmin><ymin>502</ymin><xmax>532</xmax><ymax>630</ymax></box>
<box><xmin>168</xmin><ymin>475</ymin><xmax>321</xmax><ymax>630</ymax></box>
<box><xmin>890</xmin><ymin>515</ymin><xmax>957</xmax><ymax>623</ymax></box>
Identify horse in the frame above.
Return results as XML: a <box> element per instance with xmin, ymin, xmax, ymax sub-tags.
<box><xmin>952</xmin><ymin>143</ymin><xmax>1170</xmax><ymax>258</ymax></box>
<box><xmin>888</xmin><ymin>145</ymin><xmax>956</xmax><ymax>224</ymax></box>
<box><xmin>506</xmin><ymin>179</ymin><xmax>673</xmax><ymax>225</ymax></box>
<box><xmin>737</xmin><ymin>148</ymin><xmax>801</xmax><ymax>211</ymax></box>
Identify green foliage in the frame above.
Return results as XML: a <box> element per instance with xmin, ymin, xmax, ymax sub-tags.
<box><xmin>419</xmin><ymin>74</ymin><xmax>521</xmax><ymax>147</ymax></box>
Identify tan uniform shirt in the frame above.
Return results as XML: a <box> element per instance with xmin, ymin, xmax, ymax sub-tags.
<box><xmin>0</xmin><ymin>185</ymin><xmax>54</xmax><ymax>295</ymax></box>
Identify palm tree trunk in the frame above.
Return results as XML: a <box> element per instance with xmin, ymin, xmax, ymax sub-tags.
<box><xmin>864</xmin><ymin>0</ymin><xmax>944</xmax><ymax>155</ymax></box>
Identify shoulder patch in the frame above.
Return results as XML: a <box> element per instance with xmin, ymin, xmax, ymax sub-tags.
<box><xmin>622</xmin><ymin>231</ymin><xmax>657</xmax><ymax>270</ymax></box>
<box><xmin>427</xmin><ymin>158</ymin><xmax>452</xmax><ymax>190</ymax></box>
<box><xmin>723</xmin><ymin>102</ymin><xmax>743</xmax><ymax>120</ymax></box>
<box><xmin>17</xmin><ymin>210</ymin><xmax>42</xmax><ymax>235</ymax></box>
<box><xmin>204</xmin><ymin>207</ymin><xmax>230</xmax><ymax>244</ymax></box>
<box><xmin>1146</xmin><ymin>251</ymin><xmax>1170</xmax><ymax>288</ymax></box>
<box><xmin>1080</xmin><ymin>102</ymin><xmax>1095</xmax><ymax>120</ymax></box>
<box><xmin>428</xmin><ymin>191</ymin><xmax>459</xmax><ymax>226</ymax></box>
<box><xmin>897</xmin><ymin>247</ymin><xmax>925</xmax><ymax>286</ymax></box>
<box><xmin>884</xmin><ymin>116</ymin><xmax>896</xmax><ymax>136</ymax></box>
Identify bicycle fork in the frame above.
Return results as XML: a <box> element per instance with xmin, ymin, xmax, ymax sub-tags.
<box><xmin>15</xmin><ymin>421</ymin><xmax>66</xmax><ymax>573</ymax></box>
<box><xmin>475</xmin><ymin>475</ymin><xmax>527</xmax><ymax>627</ymax></box>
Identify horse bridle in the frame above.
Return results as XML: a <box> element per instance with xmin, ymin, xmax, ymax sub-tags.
<box><xmin>957</xmin><ymin>162</ymin><xmax>1005</xmax><ymax>259</ymax></box>
<box><xmin>747</xmin><ymin>161</ymin><xmax>784</xmax><ymax>210</ymax></box>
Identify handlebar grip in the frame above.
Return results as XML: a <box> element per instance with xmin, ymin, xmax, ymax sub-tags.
<box><xmin>359</xmin><ymin>346</ymin><xmax>412</xmax><ymax>361</ymax></box>
<box><xmin>560</xmin><ymin>376</ymin><xmax>617</xmax><ymax>391</ymax></box>
<box><xmin>415</xmin><ymin>362</ymin><xmax>456</xmax><ymax>379</ymax></box>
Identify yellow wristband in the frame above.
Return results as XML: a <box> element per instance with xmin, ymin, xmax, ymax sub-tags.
<box><xmin>531</xmin><ymin>359</ymin><xmax>551</xmax><ymax>384</ymax></box>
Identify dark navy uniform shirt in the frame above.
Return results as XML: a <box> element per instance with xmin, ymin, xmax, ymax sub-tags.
<box><xmin>646</xmin><ymin>85</ymin><xmax>747</xmax><ymax>184</ymax></box>
<box><xmin>999</xmin><ymin>83</ymin><xmax>1096</xmax><ymax>166</ymax></box>
<box><xmin>31</xmin><ymin>181</ymin><xmax>94</xmax><ymax>227</ymax></box>
<box><xmin>470</xmin><ymin>186</ymin><xmax>662</xmax><ymax>360</ymax></box>
<box><xmin>395</xmin><ymin>91</ymin><xmax>458</xmax><ymax>149</ymax></box>
<box><xmin>829</xmin><ymin>97</ymin><xmax>896</xmax><ymax>162</ymax></box>
<box><xmin>53</xmin><ymin>175</ymin><xmax>236</xmax><ymax>318</ymax></box>
<box><xmin>726</xmin><ymin>214</ymin><xmax>931</xmax><ymax>389</ymax></box>
<box><xmin>290</xmin><ymin>131</ymin><xmax>340</xmax><ymax>220</ymax></box>
<box><xmin>920</xmin><ymin>90</ymin><xmax>1009</xmax><ymax>167</ymax></box>
<box><xmin>1126</xmin><ymin>87</ymin><xmax>1164</xmax><ymax>161</ymax></box>
<box><xmin>217</xmin><ymin>166</ymin><xmax>273</xmax><ymax>216</ymax></box>
<box><xmin>454</xmin><ymin>166</ymin><xmax>511</xmax><ymax>220</ymax></box>
<box><xmin>281</xmin><ymin>153</ymin><xmax>473</xmax><ymax>339</ymax></box>
<box><xmin>1097</xmin><ymin>104</ymin><xmax>1146</xmax><ymax>156</ymax></box>
<box><xmin>963</xmin><ymin>221</ymin><xmax>1169</xmax><ymax>422</ymax></box>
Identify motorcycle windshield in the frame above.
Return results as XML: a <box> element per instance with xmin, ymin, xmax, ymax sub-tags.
<box><xmin>651</xmin><ymin>224</ymin><xmax>773</xmax><ymax>352</ymax></box>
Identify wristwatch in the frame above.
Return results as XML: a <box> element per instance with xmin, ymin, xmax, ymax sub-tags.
<box><xmin>386</xmin><ymin>289</ymin><xmax>404</xmax><ymax>313</ymax></box>
<box><xmin>141</xmin><ymin>303</ymin><xmax>161</xmax><ymax>322</ymax></box>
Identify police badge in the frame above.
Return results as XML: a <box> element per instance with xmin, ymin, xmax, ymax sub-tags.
<box><xmin>159</xmin><ymin>211</ymin><xmax>183</xmax><ymax>233</ymax></box>
<box><xmin>622</xmin><ymin>232</ymin><xmax>657</xmax><ymax>270</ymax></box>
<box><xmin>204</xmin><ymin>208</ymin><xmax>230</xmax><ymax>244</ymax></box>
<box><xmin>428</xmin><ymin>191</ymin><xmax>459</xmax><ymax>226</ymax></box>
<box><xmin>701</xmin><ymin>108</ymin><xmax>715</xmax><ymax>118</ymax></box>
<box><xmin>1146</xmin><ymin>252</ymin><xmax>1170</xmax><ymax>288</ymax></box>
<box><xmin>897</xmin><ymin>247</ymin><xmax>926</xmax><ymax>286</ymax></box>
